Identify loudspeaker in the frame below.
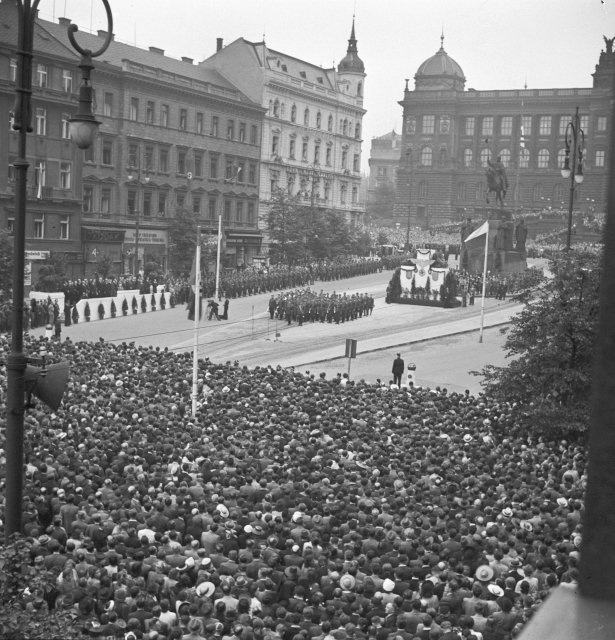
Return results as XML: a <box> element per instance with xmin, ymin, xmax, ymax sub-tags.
<box><xmin>24</xmin><ymin>362</ymin><xmax>70</xmax><ymax>410</ymax></box>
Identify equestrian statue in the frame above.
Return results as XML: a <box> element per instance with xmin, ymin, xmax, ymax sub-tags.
<box><xmin>486</xmin><ymin>156</ymin><xmax>508</xmax><ymax>208</ymax></box>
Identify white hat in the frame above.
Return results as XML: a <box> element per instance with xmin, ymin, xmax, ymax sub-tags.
<box><xmin>382</xmin><ymin>578</ymin><xmax>395</xmax><ymax>592</ymax></box>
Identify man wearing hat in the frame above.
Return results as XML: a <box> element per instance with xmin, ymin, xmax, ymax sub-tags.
<box><xmin>391</xmin><ymin>354</ymin><xmax>405</xmax><ymax>388</ymax></box>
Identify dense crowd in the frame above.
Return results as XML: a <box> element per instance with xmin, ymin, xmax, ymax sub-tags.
<box><xmin>268</xmin><ymin>290</ymin><xmax>374</xmax><ymax>326</ymax></box>
<box><xmin>0</xmin><ymin>330</ymin><xmax>586</xmax><ymax>640</ymax></box>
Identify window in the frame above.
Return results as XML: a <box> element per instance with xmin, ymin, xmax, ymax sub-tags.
<box><xmin>158</xmin><ymin>192</ymin><xmax>167</xmax><ymax>216</ymax></box>
<box><xmin>103</xmin><ymin>92</ymin><xmax>113</xmax><ymax>117</ymax></box>
<box><xmin>7</xmin><ymin>218</ymin><xmax>14</xmax><ymax>234</ymax></box>
<box><xmin>418</xmin><ymin>181</ymin><xmax>428</xmax><ymax>199</ymax></box>
<box><xmin>84</xmin><ymin>142</ymin><xmax>94</xmax><ymax>163</ymax></box>
<box><xmin>36</xmin><ymin>64</ymin><xmax>48</xmax><ymax>88</ymax></box>
<box><xmin>272</xmin><ymin>135</ymin><xmax>279</xmax><ymax>156</ymax></box>
<box><xmin>143</xmin><ymin>191</ymin><xmax>152</xmax><ymax>217</ymax></box>
<box><xmin>500</xmin><ymin>116</ymin><xmax>512</xmax><ymax>136</ymax></box>
<box><xmin>352</xmin><ymin>186</ymin><xmax>358</xmax><ymax>204</ymax></box>
<box><xmin>236</xmin><ymin>201</ymin><xmax>244</xmax><ymax>223</ymax></box>
<box><xmin>533</xmin><ymin>184</ymin><xmax>543</xmax><ymax>201</ymax></box>
<box><xmin>422</xmin><ymin>115</ymin><xmax>435</xmax><ymax>134</ymax></box>
<box><xmin>225</xmin><ymin>158</ymin><xmax>234</xmax><ymax>180</ymax></box>
<box><xmin>211</xmin><ymin>116</ymin><xmax>219</xmax><ymax>137</ymax></box>
<box><xmin>239</xmin><ymin>122</ymin><xmax>246</xmax><ymax>142</ymax></box>
<box><xmin>227</xmin><ymin>119</ymin><xmax>234</xmax><ymax>140</ymax></box>
<box><xmin>196</xmin><ymin>112</ymin><xmax>204</xmax><ymax>134</ymax></box>
<box><xmin>248</xmin><ymin>201</ymin><xmax>255</xmax><ymax>224</ymax></box>
<box><xmin>342</xmin><ymin>119</ymin><xmax>348</xmax><ymax>136</ymax></box>
<box><xmin>539</xmin><ymin>116</ymin><xmax>551</xmax><ymax>136</ymax></box>
<box><xmin>192</xmin><ymin>195</ymin><xmax>201</xmax><ymax>216</ymax></box>
<box><xmin>159</xmin><ymin>148</ymin><xmax>169</xmax><ymax>172</ymax></box>
<box><xmin>597</xmin><ymin>116</ymin><xmax>607</xmax><ymax>131</ymax></box>
<box><xmin>480</xmin><ymin>148</ymin><xmax>491</xmax><ymax>167</ymax></box>
<box><xmin>176</xmin><ymin>193</ymin><xmax>185</xmax><ymax>209</ymax></box>
<box><xmin>146</xmin><ymin>101</ymin><xmax>155</xmax><ymax>124</ymax></box>
<box><xmin>580</xmin><ymin>115</ymin><xmax>589</xmax><ymax>131</ymax></box>
<box><xmin>101</xmin><ymin>188</ymin><xmax>111</xmax><ymax>214</ymax></box>
<box><xmin>208</xmin><ymin>199</ymin><xmax>217</xmax><ymax>219</ymax></box>
<box><xmin>481</xmin><ymin>117</ymin><xmax>493</xmax><ymax>137</ymax></box>
<box><xmin>224</xmin><ymin>199</ymin><xmax>232</xmax><ymax>222</ymax></box>
<box><xmin>127</xmin><ymin>189</ymin><xmax>137</xmax><ymax>215</ymax></box>
<box><xmin>59</xmin><ymin>216</ymin><xmax>69</xmax><ymax>239</ymax></box>
<box><xmin>557</xmin><ymin>148</ymin><xmax>567</xmax><ymax>169</ymax></box>
<box><xmin>521</xmin><ymin>115</ymin><xmax>532</xmax><ymax>136</ymax></box>
<box><xmin>355</xmin><ymin>123</ymin><xmax>361</xmax><ymax>139</ymax></box>
<box><xmin>465</xmin><ymin>117</ymin><xmax>475</xmax><ymax>136</ymax></box>
<box><xmin>62</xmin><ymin>69</ymin><xmax>73</xmax><ymax>93</ymax></box>
<box><xmin>273</xmin><ymin>100</ymin><xmax>280</xmax><ymax>118</ymax></box>
<box><xmin>33</xmin><ymin>215</ymin><xmax>45</xmax><ymax>238</ymax></box>
<box><xmin>463</xmin><ymin>148</ymin><xmax>473</xmax><ymax>168</ymax></box>
<box><xmin>537</xmin><ymin>148</ymin><xmax>550</xmax><ymax>168</ymax></box>
<box><xmin>420</xmin><ymin>147</ymin><xmax>432</xmax><ymax>167</ymax></box>
<box><xmin>326</xmin><ymin>146</ymin><xmax>332</xmax><ymax>166</ymax></box>
<box><xmin>304</xmin><ymin>108</ymin><xmax>310</xmax><ymax>126</ymax></box>
<box><xmin>341</xmin><ymin>150</ymin><xmax>348</xmax><ymax>169</ymax></box>
<box><xmin>316</xmin><ymin>112</ymin><xmax>321</xmax><ymax>129</ymax></box>
<box><xmin>248</xmin><ymin>162</ymin><xmax>256</xmax><ymax>184</ymax></box>
<box><xmin>144</xmin><ymin>145</ymin><xmax>154</xmax><ymax>171</ymax></box>
<box><xmin>180</xmin><ymin>109</ymin><xmax>187</xmax><ymax>130</ymax></box>
<box><xmin>129</xmin><ymin>97</ymin><xmax>139</xmax><ymax>121</ymax></box>
<box><xmin>35</xmin><ymin>107</ymin><xmax>46</xmax><ymax>135</ymax></box>
<box><xmin>499</xmin><ymin>149</ymin><xmax>511</xmax><ymax>167</ymax></box>
<box><xmin>61</xmin><ymin>113</ymin><xmax>71</xmax><ymax>139</ymax></box>
<box><xmin>161</xmin><ymin>104</ymin><xmax>169</xmax><ymax>127</ymax></box>
<box><xmin>324</xmin><ymin>181</ymin><xmax>331</xmax><ymax>201</ymax></box>
<box><xmin>595</xmin><ymin>150</ymin><xmax>606</xmax><ymax>167</ymax></box>
<box><xmin>34</xmin><ymin>160</ymin><xmax>46</xmax><ymax>188</ymax></box>
<box><xmin>250</xmin><ymin>124</ymin><xmax>258</xmax><ymax>144</ymax></box>
<box><xmin>289</xmin><ymin>138</ymin><xmax>296</xmax><ymax>160</ymax></box>
<box><xmin>194</xmin><ymin>153</ymin><xmax>203</xmax><ymax>178</ymax></box>
<box><xmin>128</xmin><ymin>143</ymin><xmax>138</xmax><ymax>168</ymax></box>
<box><xmin>237</xmin><ymin>160</ymin><xmax>245</xmax><ymax>183</ymax></box>
<box><xmin>314</xmin><ymin>143</ymin><xmax>320</xmax><ymax>165</ymax></box>
<box><xmin>475</xmin><ymin>183</ymin><xmax>485</xmax><ymax>201</ymax></box>
<box><xmin>83</xmin><ymin>185</ymin><xmax>93</xmax><ymax>213</ymax></box>
<box><xmin>302</xmin><ymin>140</ymin><xmax>308</xmax><ymax>162</ymax></box>
<box><xmin>8</xmin><ymin>110</ymin><xmax>14</xmax><ymax>131</ymax></box>
<box><xmin>457</xmin><ymin>182</ymin><xmax>467</xmax><ymax>200</ymax></box>
<box><xmin>177</xmin><ymin>149</ymin><xmax>187</xmax><ymax>174</ymax></box>
<box><xmin>559</xmin><ymin>115</ymin><xmax>572</xmax><ymax>136</ymax></box>
<box><xmin>291</xmin><ymin>105</ymin><xmax>297</xmax><ymax>123</ymax></box>
<box><xmin>102</xmin><ymin>140</ymin><xmax>113</xmax><ymax>165</ymax></box>
<box><xmin>327</xmin><ymin>115</ymin><xmax>333</xmax><ymax>132</ymax></box>
<box><xmin>60</xmin><ymin>162</ymin><xmax>71</xmax><ymax>189</ymax></box>
<box><xmin>340</xmin><ymin>183</ymin><xmax>347</xmax><ymax>204</ymax></box>
<box><xmin>519</xmin><ymin>148</ymin><xmax>530</xmax><ymax>168</ymax></box>
<box><xmin>353</xmin><ymin>153</ymin><xmax>359</xmax><ymax>172</ymax></box>
<box><xmin>210</xmin><ymin>155</ymin><xmax>218</xmax><ymax>179</ymax></box>
<box><xmin>10</xmin><ymin>58</ymin><xmax>17</xmax><ymax>82</ymax></box>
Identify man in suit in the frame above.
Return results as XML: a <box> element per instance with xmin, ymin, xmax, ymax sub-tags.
<box><xmin>392</xmin><ymin>353</ymin><xmax>405</xmax><ymax>388</ymax></box>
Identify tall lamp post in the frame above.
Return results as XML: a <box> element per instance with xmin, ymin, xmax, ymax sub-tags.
<box><xmin>404</xmin><ymin>149</ymin><xmax>412</xmax><ymax>251</ymax></box>
<box><xmin>5</xmin><ymin>0</ymin><xmax>113</xmax><ymax>542</ymax></box>
<box><xmin>561</xmin><ymin>106</ymin><xmax>585</xmax><ymax>251</ymax></box>
<box><xmin>127</xmin><ymin>153</ymin><xmax>150</xmax><ymax>277</ymax></box>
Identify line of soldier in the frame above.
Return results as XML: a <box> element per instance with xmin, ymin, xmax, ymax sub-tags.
<box><xmin>268</xmin><ymin>289</ymin><xmax>374</xmax><ymax>326</ymax></box>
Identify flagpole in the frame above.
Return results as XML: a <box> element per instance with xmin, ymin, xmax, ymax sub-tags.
<box><xmin>215</xmin><ymin>214</ymin><xmax>222</xmax><ymax>300</ymax></box>
<box><xmin>191</xmin><ymin>226</ymin><xmax>201</xmax><ymax>418</ymax></box>
<box><xmin>479</xmin><ymin>221</ymin><xmax>489</xmax><ymax>343</ymax></box>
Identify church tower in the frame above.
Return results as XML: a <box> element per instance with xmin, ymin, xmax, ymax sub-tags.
<box><xmin>337</xmin><ymin>19</ymin><xmax>366</xmax><ymax>98</ymax></box>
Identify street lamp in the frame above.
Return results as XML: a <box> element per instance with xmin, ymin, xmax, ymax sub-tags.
<box><xmin>561</xmin><ymin>106</ymin><xmax>585</xmax><ymax>251</ymax></box>
<box><xmin>127</xmin><ymin>155</ymin><xmax>150</xmax><ymax>277</ymax></box>
<box><xmin>5</xmin><ymin>0</ymin><xmax>113</xmax><ymax>542</ymax></box>
<box><xmin>404</xmin><ymin>149</ymin><xmax>412</xmax><ymax>251</ymax></box>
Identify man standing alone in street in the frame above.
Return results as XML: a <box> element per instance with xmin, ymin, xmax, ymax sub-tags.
<box><xmin>392</xmin><ymin>353</ymin><xmax>405</xmax><ymax>388</ymax></box>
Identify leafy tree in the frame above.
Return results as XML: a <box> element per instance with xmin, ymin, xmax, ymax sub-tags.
<box><xmin>475</xmin><ymin>250</ymin><xmax>601</xmax><ymax>436</ymax></box>
<box><xmin>95</xmin><ymin>252</ymin><xmax>113</xmax><ymax>279</ymax></box>
<box><xmin>366</xmin><ymin>182</ymin><xmax>396</xmax><ymax>222</ymax></box>
<box><xmin>35</xmin><ymin>252</ymin><xmax>67</xmax><ymax>293</ymax></box>
<box><xmin>267</xmin><ymin>188</ymin><xmax>304</xmax><ymax>267</ymax></box>
<box><xmin>168</xmin><ymin>207</ymin><xmax>198</xmax><ymax>276</ymax></box>
<box><xmin>385</xmin><ymin>267</ymin><xmax>402</xmax><ymax>303</ymax></box>
<box><xmin>0</xmin><ymin>229</ymin><xmax>14</xmax><ymax>298</ymax></box>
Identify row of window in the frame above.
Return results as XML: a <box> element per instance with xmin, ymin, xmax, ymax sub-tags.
<box><xmin>407</xmin><ymin>113</ymin><xmax>607</xmax><ymax>137</ymax></box>
<box><xmin>8</xmin><ymin>58</ymin><xmax>74</xmax><ymax>93</ymax></box>
<box><xmin>409</xmin><ymin>146</ymin><xmax>606</xmax><ymax>169</ymax></box>
<box><xmin>270</xmin><ymin>135</ymin><xmax>360</xmax><ymax>171</ymax></box>
<box><xmin>452</xmin><ymin>182</ymin><xmax>584</xmax><ymax>203</ymax></box>
<box><xmin>9</xmin><ymin>107</ymin><xmax>73</xmax><ymax>138</ymax></box>
<box><xmin>270</xmin><ymin>174</ymin><xmax>359</xmax><ymax>205</ymax></box>
<box><xmin>8</xmin><ymin>160</ymin><xmax>72</xmax><ymax>190</ymax></box>
<box><xmin>7</xmin><ymin>215</ymin><xmax>70</xmax><ymax>240</ymax></box>
<box><xmin>270</xmin><ymin>99</ymin><xmax>362</xmax><ymax>138</ymax></box>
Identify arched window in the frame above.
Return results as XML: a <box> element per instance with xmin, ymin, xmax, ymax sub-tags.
<box><xmin>420</xmin><ymin>147</ymin><xmax>432</xmax><ymax>167</ymax></box>
<box><xmin>291</xmin><ymin>104</ymin><xmax>297</xmax><ymax>123</ymax></box>
<box><xmin>355</xmin><ymin>123</ymin><xmax>361</xmax><ymax>139</ymax></box>
<box><xmin>480</xmin><ymin>149</ymin><xmax>491</xmax><ymax>167</ymax></box>
<box><xmin>537</xmin><ymin>149</ymin><xmax>550</xmax><ymax>169</ymax></box>
<box><xmin>463</xmin><ymin>148</ymin><xmax>473</xmax><ymax>168</ymax></box>
<box><xmin>519</xmin><ymin>148</ymin><xmax>530</xmax><ymax>168</ymax></box>
<box><xmin>327</xmin><ymin>114</ymin><xmax>333</xmax><ymax>132</ymax></box>
<box><xmin>418</xmin><ymin>181</ymin><xmax>428</xmax><ymax>198</ymax></box>
<box><xmin>304</xmin><ymin>108</ymin><xmax>310</xmax><ymax>126</ymax></box>
<box><xmin>316</xmin><ymin>111</ymin><xmax>321</xmax><ymax>129</ymax></box>
<box><xmin>499</xmin><ymin>149</ymin><xmax>511</xmax><ymax>167</ymax></box>
<box><xmin>557</xmin><ymin>148</ymin><xmax>567</xmax><ymax>170</ymax></box>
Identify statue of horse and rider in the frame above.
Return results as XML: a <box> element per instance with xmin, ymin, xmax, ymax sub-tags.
<box><xmin>486</xmin><ymin>157</ymin><xmax>508</xmax><ymax>207</ymax></box>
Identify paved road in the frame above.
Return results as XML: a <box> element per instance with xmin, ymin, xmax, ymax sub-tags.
<box><xmin>32</xmin><ymin>270</ymin><xmax>520</xmax><ymax>395</ymax></box>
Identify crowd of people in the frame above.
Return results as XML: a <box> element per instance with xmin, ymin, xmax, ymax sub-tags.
<box><xmin>0</xmin><ymin>330</ymin><xmax>586</xmax><ymax>640</ymax></box>
<box><xmin>268</xmin><ymin>290</ymin><xmax>374</xmax><ymax>326</ymax></box>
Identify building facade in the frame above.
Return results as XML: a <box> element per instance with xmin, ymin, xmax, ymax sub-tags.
<box><xmin>367</xmin><ymin>130</ymin><xmax>402</xmax><ymax>195</ymax></box>
<box><xmin>0</xmin><ymin>0</ymin><xmax>264</xmax><ymax>279</ymax></box>
<box><xmin>200</xmin><ymin>22</ymin><xmax>366</xmax><ymax>250</ymax></box>
<box><xmin>394</xmin><ymin>36</ymin><xmax>614</xmax><ymax>228</ymax></box>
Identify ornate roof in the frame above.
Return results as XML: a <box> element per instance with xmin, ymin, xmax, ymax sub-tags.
<box><xmin>338</xmin><ymin>20</ymin><xmax>365</xmax><ymax>74</ymax></box>
<box><xmin>414</xmin><ymin>35</ymin><xmax>465</xmax><ymax>91</ymax></box>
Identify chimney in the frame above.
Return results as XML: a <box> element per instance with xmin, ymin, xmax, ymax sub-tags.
<box><xmin>58</xmin><ymin>17</ymin><xmax>71</xmax><ymax>27</ymax></box>
<box><xmin>149</xmin><ymin>46</ymin><xmax>164</xmax><ymax>55</ymax></box>
<box><xmin>182</xmin><ymin>56</ymin><xmax>194</xmax><ymax>64</ymax></box>
<box><xmin>97</xmin><ymin>29</ymin><xmax>114</xmax><ymax>40</ymax></box>
<box><xmin>216</xmin><ymin>38</ymin><xmax>223</xmax><ymax>52</ymax></box>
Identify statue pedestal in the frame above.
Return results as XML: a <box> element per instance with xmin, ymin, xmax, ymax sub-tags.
<box><xmin>462</xmin><ymin>217</ymin><xmax>527</xmax><ymax>274</ymax></box>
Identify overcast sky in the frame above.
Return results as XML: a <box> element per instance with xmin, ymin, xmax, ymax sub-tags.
<box><xmin>38</xmin><ymin>0</ymin><xmax>613</xmax><ymax>169</ymax></box>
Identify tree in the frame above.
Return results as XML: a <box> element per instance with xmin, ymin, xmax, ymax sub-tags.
<box><xmin>168</xmin><ymin>207</ymin><xmax>198</xmax><ymax>276</ymax></box>
<box><xmin>95</xmin><ymin>252</ymin><xmax>113</xmax><ymax>279</ymax></box>
<box><xmin>35</xmin><ymin>252</ymin><xmax>67</xmax><ymax>293</ymax></box>
<box><xmin>475</xmin><ymin>250</ymin><xmax>601</xmax><ymax>437</ymax></box>
<box><xmin>267</xmin><ymin>188</ymin><xmax>304</xmax><ymax>267</ymax></box>
<box><xmin>366</xmin><ymin>182</ymin><xmax>396</xmax><ymax>223</ymax></box>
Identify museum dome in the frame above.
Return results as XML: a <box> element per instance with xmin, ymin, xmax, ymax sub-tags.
<box><xmin>414</xmin><ymin>35</ymin><xmax>465</xmax><ymax>91</ymax></box>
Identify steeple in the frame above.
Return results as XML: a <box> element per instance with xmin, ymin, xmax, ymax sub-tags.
<box><xmin>338</xmin><ymin>18</ymin><xmax>365</xmax><ymax>74</ymax></box>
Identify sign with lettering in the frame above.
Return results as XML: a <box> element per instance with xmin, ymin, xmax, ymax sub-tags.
<box><xmin>25</xmin><ymin>250</ymin><xmax>50</xmax><ymax>261</ymax></box>
<box><xmin>124</xmin><ymin>229</ymin><xmax>168</xmax><ymax>245</ymax></box>
<box><xmin>82</xmin><ymin>227</ymin><xmax>126</xmax><ymax>243</ymax></box>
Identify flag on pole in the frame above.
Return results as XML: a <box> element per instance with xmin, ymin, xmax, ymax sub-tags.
<box><xmin>464</xmin><ymin>220</ymin><xmax>489</xmax><ymax>243</ymax></box>
<box><xmin>189</xmin><ymin>241</ymin><xmax>201</xmax><ymax>293</ymax></box>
